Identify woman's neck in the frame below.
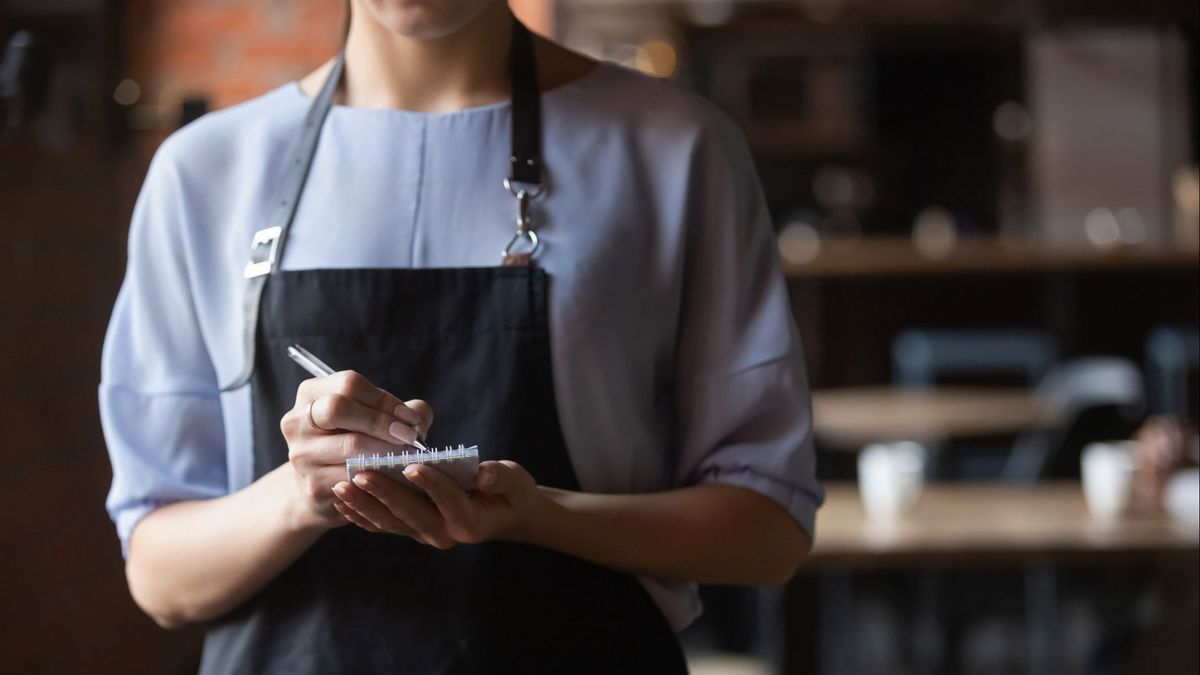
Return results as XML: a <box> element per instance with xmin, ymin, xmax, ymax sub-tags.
<box><xmin>340</xmin><ymin>2</ymin><xmax>513</xmax><ymax>113</ymax></box>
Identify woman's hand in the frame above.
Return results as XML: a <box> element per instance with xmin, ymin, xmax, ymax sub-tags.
<box><xmin>332</xmin><ymin>460</ymin><xmax>546</xmax><ymax>549</ymax></box>
<box><xmin>280</xmin><ymin>370</ymin><xmax>433</xmax><ymax>531</ymax></box>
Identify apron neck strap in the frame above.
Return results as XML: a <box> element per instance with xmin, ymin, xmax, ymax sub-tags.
<box><xmin>507</xmin><ymin>19</ymin><xmax>542</xmax><ymax>187</ymax></box>
<box><xmin>266</xmin><ymin>48</ymin><xmax>344</xmax><ymax>276</ymax></box>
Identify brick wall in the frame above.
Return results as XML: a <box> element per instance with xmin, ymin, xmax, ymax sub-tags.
<box><xmin>0</xmin><ymin>2</ymin><xmax>550</xmax><ymax>673</ymax></box>
<box><xmin>124</xmin><ymin>0</ymin><xmax>344</xmax><ymax>115</ymax></box>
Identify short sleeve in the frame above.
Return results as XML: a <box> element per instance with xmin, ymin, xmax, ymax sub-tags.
<box><xmin>672</xmin><ymin>111</ymin><xmax>823</xmax><ymax>537</ymax></box>
<box><xmin>99</xmin><ymin>141</ymin><xmax>228</xmax><ymax>557</ymax></box>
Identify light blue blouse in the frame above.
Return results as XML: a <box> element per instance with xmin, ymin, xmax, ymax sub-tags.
<box><xmin>99</xmin><ymin>60</ymin><xmax>822</xmax><ymax>629</ymax></box>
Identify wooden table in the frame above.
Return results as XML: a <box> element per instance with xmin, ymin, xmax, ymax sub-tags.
<box><xmin>808</xmin><ymin>482</ymin><xmax>1200</xmax><ymax>570</ymax></box>
<box><xmin>811</xmin><ymin>386</ymin><xmax>1062</xmax><ymax>449</ymax></box>
<box><xmin>792</xmin><ymin>483</ymin><xmax>1199</xmax><ymax>675</ymax></box>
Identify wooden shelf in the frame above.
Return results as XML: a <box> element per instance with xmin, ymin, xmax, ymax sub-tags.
<box><xmin>782</xmin><ymin>238</ymin><xmax>1200</xmax><ymax>279</ymax></box>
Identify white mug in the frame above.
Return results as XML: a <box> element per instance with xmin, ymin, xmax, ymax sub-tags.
<box><xmin>1081</xmin><ymin>441</ymin><xmax>1136</xmax><ymax>520</ymax></box>
<box><xmin>858</xmin><ymin>441</ymin><xmax>927</xmax><ymax>521</ymax></box>
<box><xmin>1164</xmin><ymin>468</ymin><xmax>1199</xmax><ymax>524</ymax></box>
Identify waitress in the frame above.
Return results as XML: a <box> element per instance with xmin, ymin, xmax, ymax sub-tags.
<box><xmin>100</xmin><ymin>1</ymin><xmax>821</xmax><ymax>672</ymax></box>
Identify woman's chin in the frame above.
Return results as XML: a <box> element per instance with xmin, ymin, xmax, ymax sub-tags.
<box><xmin>359</xmin><ymin>0</ymin><xmax>499</xmax><ymax>39</ymax></box>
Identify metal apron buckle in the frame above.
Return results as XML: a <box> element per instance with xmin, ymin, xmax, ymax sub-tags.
<box><xmin>501</xmin><ymin>177</ymin><xmax>543</xmax><ymax>267</ymax></box>
<box><xmin>243</xmin><ymin>226</ymin><xmax>283</xmax><ymax>278</ymax></box>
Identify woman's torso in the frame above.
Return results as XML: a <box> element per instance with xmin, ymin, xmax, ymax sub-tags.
<box><xmin>158</xmin><ymin>60</ymin><xmax>729</xmax><ymax>628</ymax></box>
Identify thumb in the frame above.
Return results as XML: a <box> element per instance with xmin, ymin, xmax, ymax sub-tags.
<box><xmin>475</xmin><ymin>460</ymin><xmax>530</xmax><ymax>495</ymax></box>
<box><xmin>402</xmin><ymin>399</ymin><xmax>434</xmax><ymax>440</ymax></box>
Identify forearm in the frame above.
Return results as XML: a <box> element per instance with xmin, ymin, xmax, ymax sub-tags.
<box><xmin>125</xmin><ymin>463</ymin><xmax>330</xmax><ymax>628</ymax></box>
<box><xmin>517</xmin><ymin>484</ymin><xmax>811</xmax><ymax>585</ymax></box>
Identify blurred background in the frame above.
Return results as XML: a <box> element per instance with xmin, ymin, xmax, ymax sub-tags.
<box><xmin>1</xmin><ymin>1</ymin><xmax>1196</xmax><ymax>673</ymax></box>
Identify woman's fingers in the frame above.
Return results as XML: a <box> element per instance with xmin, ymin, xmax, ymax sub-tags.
<box><xmin>290</xmin><ymin>431</ymin><xmax>393</xmax><ymax>467</ymax></box>
<box><xmin>405</xmin><ymin>465</ymin><xmax>476</xmax><ymax>539</ymax></box>
<box><xmin>320</xmin><ymin>371</ymin><xmax>416</xmax><ymax>421</ymax></box>
<box><xmin>328</xmin><ymin>371</ymin><xmax>426</xmax><ymax>431</ymax></box>
<box><xmin>333</xmin><ymin>480</ymin><xmax>418</xmax><ymax>536</ymax></box>
<box><xmin>293</xmin><ymin>370</ymin><xmax>430</xmax><ymax>439</ymax></box>
<box><xmin>309</xmin><ymin>393</ymin><xmax>423</xmax><ymax>446</ymax></box>
<box><xmin>332</xmin><ymin>489</ymin><xmax>393</xmax><ymax>534</ymax></box>
<box><xmin>345</xmin><ymin>473</ymin><xmax>454</xmax><ymax>548</ymax></box>
<box><xmin>331</xmin><ymin>500</ymin><xmax>376</xmax><ymax>532</ymax></box>
<box><xmin>283</xmin><ymin>372</ymin><xmax>433</xmax><ymax>467</ymax></box>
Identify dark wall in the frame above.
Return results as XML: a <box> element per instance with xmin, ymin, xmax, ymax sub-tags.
<box><xmin>0</xmin><ymin>5</ymin><xmax>202</xmax><ymax>673</ymax></box>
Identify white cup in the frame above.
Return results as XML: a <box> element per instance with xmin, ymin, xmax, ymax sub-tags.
<box><xmin>858</xmin><ymin>441</ymin><xmax>927</xmax><ymax>521</ymax></box>
<box><xmin>1081</xmin><ymin>441</ymin><xmax>1136</xmax><ymax>520</ymax></box>
<box><xmin>1164</xmin><ymin>468</ymin><xmax>1200</xmax><ymax>524</ymax></box>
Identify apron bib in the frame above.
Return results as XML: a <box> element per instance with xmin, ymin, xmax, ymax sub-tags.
<box><xmin>199</xmin><ymin>20</ymin><xmax>687</xmax><ymax>675</ymax></box>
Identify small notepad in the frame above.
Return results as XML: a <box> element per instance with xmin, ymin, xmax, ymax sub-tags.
<box><xmin>346</xmin><ymin>445</ymin><xmax>480</xmax><ymax>493</ymax></box>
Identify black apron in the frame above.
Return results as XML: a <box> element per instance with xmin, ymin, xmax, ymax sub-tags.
<box><xmin>198</xmin><ymin>20</ymin><xmax>688</xmax><ymax>675</ymax></box>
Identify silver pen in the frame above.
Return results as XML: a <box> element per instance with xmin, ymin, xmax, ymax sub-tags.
<box><xmin>286</xmin><ymin>344</ymin><xmax>429</xmax><ymax>451</ymax></box>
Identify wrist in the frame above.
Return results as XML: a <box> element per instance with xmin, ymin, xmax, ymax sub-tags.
<box><xmin>508</xmin><ymin>486</ymin><xmax>569</xmax><ymax>546</ymax></box>
<box><xmin>283</xmin><ymin>495</ymin><xmax>331</xmax><ymax>536</ymax></box>
<box><xmin>270</xmin><ymin>464</ymin><xmax>335</xmax><ymax>536</ymax></box>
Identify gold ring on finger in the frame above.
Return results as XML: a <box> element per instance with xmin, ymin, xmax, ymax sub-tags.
<box><xmin>307</xmin><ymin>398</ymin><xmax>333</xmax><ymax>433</ymax></box>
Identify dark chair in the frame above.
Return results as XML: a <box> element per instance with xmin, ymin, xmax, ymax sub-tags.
<box><xmin>1037</xmin><ymin>403</ymin><xmax>1145</xmax><ymax>480</ymax></box>
<box><xmin>1005</xmin><ymin>357</ymin><xmax>1145</xmax><ymax>483</ymax></box>
<box><xmin>892</xmin><ymin>328</ymin><xmax>1059</xmax><ymax>390</ymax></box>
<box><xmin>1146</xmin><ymin>325</ymin><xmax>1199</xmax><ymax>418</ymax></box>
<box><xmin>891</xmin><ymin>328</ymin><xmax>1061</xmax><ymax>479</ymax></box>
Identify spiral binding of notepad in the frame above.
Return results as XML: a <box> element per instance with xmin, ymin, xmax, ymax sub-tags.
<box><xmin>346</xmin><ymin>444</ymin><xmax>480</xmax><ymax>492</ymax></box>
